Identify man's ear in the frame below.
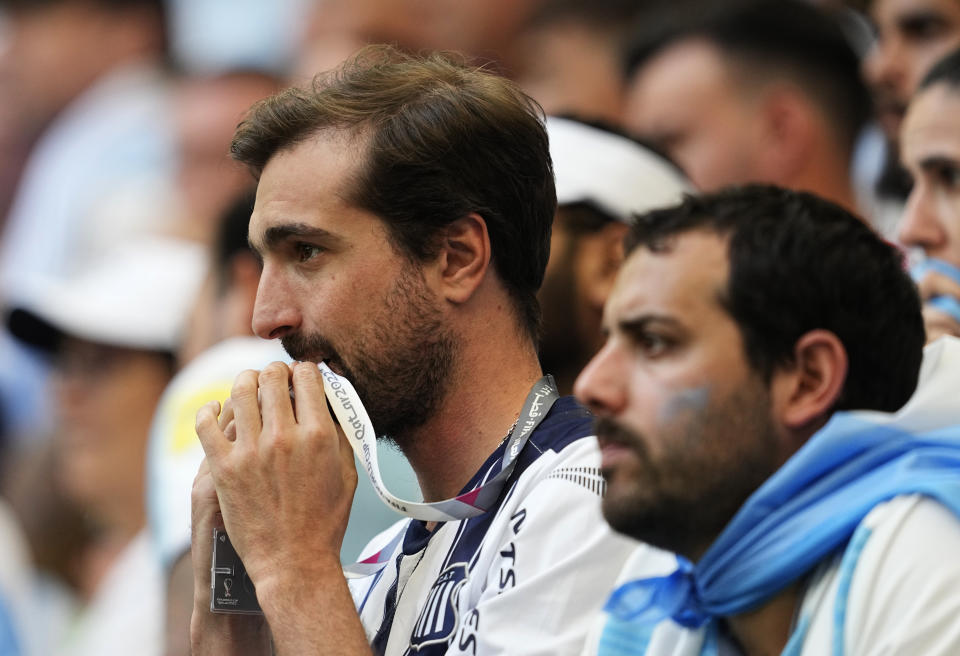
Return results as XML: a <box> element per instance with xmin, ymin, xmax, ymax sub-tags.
<box><xmin>772</xmin><ymin>329</ymin><xmax>848</xmax><ymax>431</ymax></box>
<box><xmin>756</xmin><ymin>85</ymin><xmax>815</xmax><ymax>182</ymax></box>
<box><xmin>437</xmin><ymin>213</ymin><xmax>491</xmax><ymax>304</ymax></box>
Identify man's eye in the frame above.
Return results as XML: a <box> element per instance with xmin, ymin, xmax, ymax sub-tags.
<box><xmin>637</xmin><ymin>333</ymin><xmax>670</xmax><ymax>357</ymax></box>
<box><xmin>902</xmin><ymin>16</ymin><xmax>948</xmax><ymax>41</ymax></box>
<box><xmin>936</xmin><ymin>165</ymin><xmax>960</xmax><ymax>189</ymax></box>
<box><xmin>297</xmin><ymin>244</ymin><xmax>323</xmax><ymax>262</ymax></box>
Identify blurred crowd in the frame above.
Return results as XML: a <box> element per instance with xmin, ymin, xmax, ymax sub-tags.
<box><xmin>0</xmin><ymin>0</ymin><xmax>958</xmax><ymax>655</ymax></box>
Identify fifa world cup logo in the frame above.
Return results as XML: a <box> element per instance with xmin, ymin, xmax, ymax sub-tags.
<box><xmin>223</xmin><ymin>578</ymin><xmax>233</xmax><ymax>598</ymax></box>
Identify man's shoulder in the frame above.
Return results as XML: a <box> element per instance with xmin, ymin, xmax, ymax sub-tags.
<box><xmin>799</xmin><ymin>495</ymin><xmax>960</xmax><ymax>655</ymax></box>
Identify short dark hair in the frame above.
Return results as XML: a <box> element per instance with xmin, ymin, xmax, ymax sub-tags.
<box><xmin>623</xmin><ymin>0</ymin><xmax>871</xmax><ymax>155</ymax></box>
<box><xmin>212</xmin><ymin>189</ymin><xmax>257</xmax><ymax>294</ymax></box>
<box><xmin>918</xmin><ymin>47</ymin><xmax>960</xmax><ymax>92</ymax></box>
<box><xmin>231</xmin><ymin>45</ymin><xmax>556</xmax><ymax>340</ymax></box>
<box><xmin>626</xmin><ymin>185</ymin><xmax>924</xmax><ymax>413</ymax></box>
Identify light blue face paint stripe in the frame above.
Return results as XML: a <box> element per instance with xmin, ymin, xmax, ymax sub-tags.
<box><xmin>832</xmin><ymin>525</ymin><xmax>873</xmax><ymax>656</ymax></box>
<box><xmin>657</xmin><ymin>385</ymin><xmax>711</xmax><ymax>425</ymax></box>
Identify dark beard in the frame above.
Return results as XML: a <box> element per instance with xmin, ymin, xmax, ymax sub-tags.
<box><xmin>281</xmin><ymin>269</ymin><xmax>457</xmax><ymax>446</ymax></box>
<box><xmin>594</xmin><ymin>385</ymin><xmax>780</xmax><ymax>560</ymax></box>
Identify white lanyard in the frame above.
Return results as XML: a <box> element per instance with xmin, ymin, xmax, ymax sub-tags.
<box><xmin>316</xmin><ymin>364</ymin><xmax>558</xmax><ymax>576</ymax></box>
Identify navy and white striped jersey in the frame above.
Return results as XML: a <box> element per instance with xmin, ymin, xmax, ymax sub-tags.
<box><xmin>348</xmin><ymin>396</ymin><xmax>670</xmax><ymax>656</ymax></box>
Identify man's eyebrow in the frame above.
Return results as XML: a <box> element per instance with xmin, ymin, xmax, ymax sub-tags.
<box><xmin>898</xmin><ymin>9</ymin><xmax>950</xmax><ymax>32</ymax></box>
<box><xmin>250</xmin><ymin>223</ymin><xmax>344</xmax><ymax>255</ymax></box>
<box><xmin>919</xmin><ymin>155</ymin><xmax>960</xmax><ymax>173</ymax></box>
<box><xmin>617</xmin><ymin>314</ymin><xmax>683</xmax><ymax>334</ymax></box>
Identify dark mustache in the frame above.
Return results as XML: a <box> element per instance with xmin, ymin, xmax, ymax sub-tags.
<box><xmin>594</xmin><ymin>416</ymin><xmax>641</xmax><ymax>448</ymax></box>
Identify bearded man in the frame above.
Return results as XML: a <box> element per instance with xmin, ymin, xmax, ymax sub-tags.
<box><xmin>190</xmin><ymin>46</ymin><xmax>660</xmax><ymax>655</ymax></box>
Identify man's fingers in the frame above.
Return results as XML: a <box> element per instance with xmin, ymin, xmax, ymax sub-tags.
<box><xmin>196</xmin><ymin>401</ymin><xmax>227</xmax><ymax>460</ymax></box>
<box><xmin>259</xmin><ymin>362</ymin><xmax>296</xmax><ymax>433</ymax></box>
<box><xmin>917</xmin><ymin>270</ymin><xmax>960</xmax><ymax>301</ymax></box>
<box><xmin>219</xmin><ymin>398</ymin><xmax>235</xmax><ymax>432</ymax></box>
<box><xmin>291</xmin><ymin>362</ymin><xmax>337</xmax><ymax>435</ymax></box>
<box><xmin>231</xmin><ymin>369</ymin><xmax>263</xmax><ymax>445</ymax></box>
<box><xmin>923</xmin><ymin>307</ymin><xmax>960</xmax><ymax>343</ymax></box>
<box><xmin>337</xmin><ymin>425</ymin><xmax>359</xmax><ymax>491</ymax></box>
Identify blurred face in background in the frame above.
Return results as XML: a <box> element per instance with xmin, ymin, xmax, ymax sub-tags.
<box><xmin>513</xmin><ymin>19</ymin><xmax>626</xmax><ymax>126</ymax></box>
<box><xmin>899</xmin><ymin>81</ymin><xmax>960</xmax><ymax>268</ymax></box>
<box><xmin>0</xmin><ymin>1</ymin><xmax>160</xmax><ymax>136</ymax></box>
<box><xmin>0</xmin><ymin>3</ymin><xmax>103</xmax><ymax>133</ymax></box>
<box><xmin>864</xmin><ymin>0</ymin><xmax>960</xmax><ymax>142</ymax></box>
<box><xmin>624</xmin><ymin>39</ymin><xmax>765</xmax><ymax>192</ymax></box>
<box><xmin>174</xmin><ymin>74</ymin><xmax>280</xmax><ymax>243</ymax></box>
<box><xmin>52</xmin><ymin>337</ymin><xmax>172</xmax><ymax>536</ymax></box>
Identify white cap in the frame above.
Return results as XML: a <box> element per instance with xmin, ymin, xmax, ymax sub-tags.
<box><xmin>547</xmin><ymin>116</ymin><xmax>692</xmax><ymax>222</ymax></box>
<box><xmin>6</xmin><ymin>237</ymin><xmax>207</xmax><ymax>354</ymax></box>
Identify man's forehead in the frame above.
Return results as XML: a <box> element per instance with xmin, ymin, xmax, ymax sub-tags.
<box><xmin>247</xmin><ymin>132</ymin><xmax>367</xmax><ymax>242</ymax></box>
<box><xmin>635</xmin><ymin>38</ymin><xmax>731</xmax><ymax>96</ymax></box>
<box><xmin>607</xmin><ymin>230</ymin><xmax>730</xmax><ymax>320</ymax></box>
<box><xmin>903</xmin><ymin>85</ymin><xmax>960</xmax><ymax>157</ymax></box>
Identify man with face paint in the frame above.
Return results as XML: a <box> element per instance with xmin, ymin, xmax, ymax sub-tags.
<box><xmin>899</xmin><ymin>48</ymin><xmax>960</xmax><ymax>341</ymax></box>
<box><xmin>576</xmin><ymin>185</ymin><xmax>960</xmax><ymax>655</ymax></box>
<box><xmin>189</xmin><ymin>46</ymin><xmax>658</xmax><ymax>656</ymax></box>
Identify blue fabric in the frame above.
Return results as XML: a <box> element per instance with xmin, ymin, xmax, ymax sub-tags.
<box><xmin>912</xmin><ymin>259</ymin><xmax>960</xmax><ymax>323</ymax></box>
<box><xmin>605</xmin><ymin>412</ymin><xmax>960</xmax><ymax>628</ymax></box>
<box><xmin>0</xmin><ymin>594</ymin><xmax>21</xmax><ymax>656</ymax></box>
<box><xmin>831</xmin><ymin>525</ymin><xmax>872</xmax><ymax>656</ymax></box>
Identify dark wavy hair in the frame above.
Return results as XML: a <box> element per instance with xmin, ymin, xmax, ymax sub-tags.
<box><xmin>627</xmin><ymin>185</ymin><xmax>924</xmax><ymax>412</ymax></box>
<box><xmin>231</xmin><ymin>45</ymin><xmax>556</xmax><ymax>340</ymax></box>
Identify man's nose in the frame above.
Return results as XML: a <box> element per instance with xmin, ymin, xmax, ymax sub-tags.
<box><xmin>899</xmin><ymin>182</ymin><xmax>947</xmax><ymax>256</ymax></box>
<box><xmin>573</xmin><ymin>340</ymin><xmax>628</xmax><ymax>417</ymax></box>
<box><xmin>251</xmin><ymin>264</ymin><xmax>301</xmax><ymax>340</ymax></box>
<box><xmin>864</xmin><ymin>37</ymin><xmax>906</xmax><ymax>95</ymax></box>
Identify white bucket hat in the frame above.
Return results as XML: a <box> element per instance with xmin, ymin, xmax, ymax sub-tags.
<box><xmin>6</xmin><ymin>237</ymin><xmax>207</xmax><ymax>354</ymax></box>
<box><xmin>547</xmin><ymin>116</ymin><xmax>692</xmax><ymax>222</ymax></box>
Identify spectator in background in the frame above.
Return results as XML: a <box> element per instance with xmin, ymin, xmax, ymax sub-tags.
<box><xmin>0</xmin><ymin>0</ymin><xmax>173</xmax><ymax>443</ymax></box>
<box><xmin>577</xmin><ymin>186</ymin><xmax>960</xmax><ymax>655</ymax></box>
<box><xmin>0</xmin><ymin>0</ymin><xmax>172</xmax><ymax>283</ymax></box>
<box><xmin>899</xmin><ymin>48</ymin><xmax>960</xmax><ymax>341</ymax></box>
<box><xmin>540</xmin><ymin>117</ymin><xmax>689</xmax><ymax>395</ymax></box>
<box><xmin>5</xmin><ymin>238</ymin><xmax>205</xmax><ymax>656</ymax></box>
<box><xmin>169</xmin><ymin>71</ymin><xmax>282</xmax><ymax>245</ymax></box>
<box><xmin>860</xmin><ymin>0</ymin><xmax>960</xmax><ymax>183</ymax></box>
<box><xmin>512</xmin><ymin>0</ymin><xmax>649</xmax><ymax>126</ymax></box>
<box><xmin>622</xmin><ymin>0</ymin><xmax>870</xmax><ymax>218</ymax></box>
<box><xmin>295</xmin><ymin>0</ymin><xmax>545</xmax><ymax>80</ymax></box>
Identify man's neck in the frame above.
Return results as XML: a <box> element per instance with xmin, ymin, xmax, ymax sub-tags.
<box><xmin>401</xmin><ymin>340</ymin><xmax>544</xmax><ymax>503</ymax></box>
<box><xmin>795</xmin><ymin>152</ymin><xmax>858</xmax><ymax>217</ymax></box>
<box><xmin>725</xmin><ymin>582</ymin><xmax>801</xmax><ymax>656</ymax></box>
